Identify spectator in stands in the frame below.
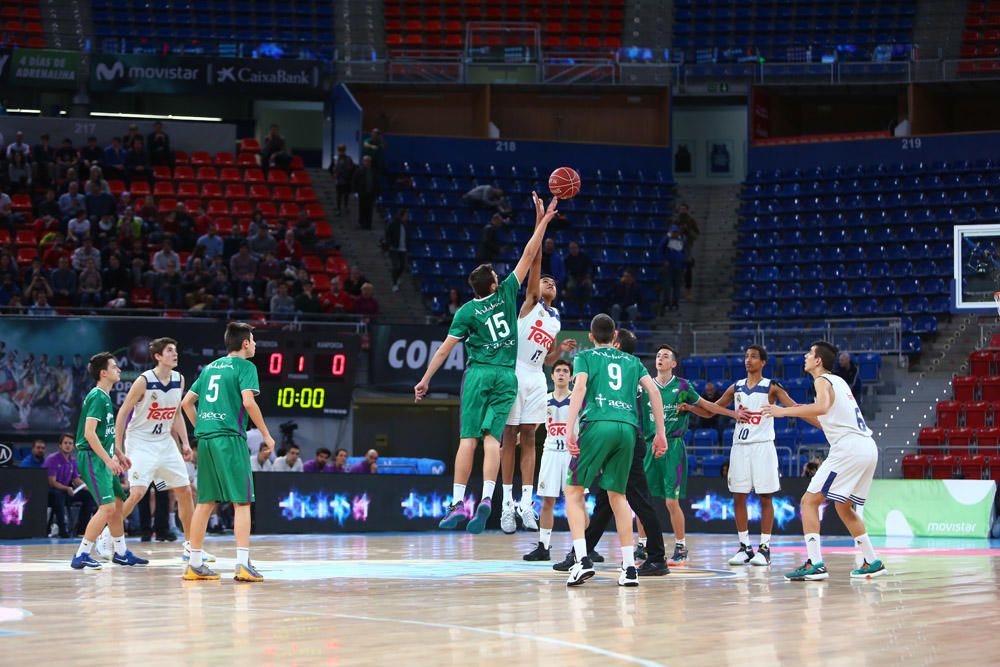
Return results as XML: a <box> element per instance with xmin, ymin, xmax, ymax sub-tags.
<box><xmin>248</xmin><ymin>223</ymin><xmax>277</xmax><ymax>258</ymax></box>
<box><xmin>720</xmin><ymin>460</ymin><xmax>729</xmax><ymax>479</ymax></box>
<box><xmin>321</xmin><ymin>275</ymin><xmax>354</xmax><ymax>315</ymax></box>
<box><xmin>270</xmin><ymin>281</ymin><xmax>295</xmax><ymax>321</ymax></box>
<box><xmin>698</xmin><ymin>382</ymin><xmax>725</xmax><ymax>431</ymax></box>
<box><xmin>49</xmin><ymin>257</ymin><xmax>78</xmax><ymax>306</ymax></box>
<box><xmin>67</xmin><ymin>210</ymin><xmax>92</xmax><ymax>244</ymax></box>
<box><xmin>71</xmin><ymin>237</ymin><xmax>101</xmax><ymax>271</ymax></box>
<box><xmin>303</xmin><ymin>447</ymin><xmax>333</xmax><ymax>473</ymax></box>
<box><xmin>173</xmin><ymin>202</ymin><xmax>197</xmax><ymax>251</ymax></box>
<box><xmin>24</xmin><ymin>257</ymin><xmax>51</xmax><ymax>292</ymax></box>
<box><xmin>0</xmin><ymin>274</ymin><xmax>21</xmax><ymax>308</ymax></box>
<box><xmin>57</xmin><ymin>138</ymin><xmax>79</xmax><ymax>180</ymax></box>
<box><xmin>477</xmin><ymin>213</ymin><xmax>506</xmax><ymax>263</ymax></box>
<box><xmin>229</xmin><ymin>242</ymin><xmax>259</xmax><ymax>297</ymax></box>
<box><xmin>440</xmin><ymin>287</ymin><xmax>461</xmax><ymax>324</ymax></box>
<box><xmin>659</xmin><ymin>224</ymin><xmax>686</xmax><ymax>313</ymax></box>
<box><xmin>343</xmin><ymin>266</ymin><xmax>367</xmax><ymax>296</ymax></box>
<box><xmin>541</xmin><ymin>238</ymin><xmax>565</xmax><ymax>283</ymax></box>
<box><xmin>353</xmin><ymin>282</ymin><xmax>379</xmax><ymax>317</ymax></box>
<box><xmin>675</xmin><ymin>204</ymin><xmax>699</xmax><ymax>295</ymax></box>
<box><xmin>207</xmin><ymin>268</ymin><xmax>233</xmax><ymax>308</ymax></box>
<box><xmin>5</xmin><ymin>294</ymin><xmax>26</xmax><ymax>315</ymax></box>
<box><xmin>803</xmin><ymin>458</ymin><xmax>821</xmax><ymax>478</ymax></box>
<box><xmin>6</xmin><ymin>131</ymin><xmax>31</xmax><ymax>162</ymax></box>
<box><xmin>362</xmin><ymin>128</ymin><xmax>386</xmax><ymax>175</ymax></box>
<box><xmin>36</xmin><ymin>187</ymin><xmax>60</xmax><ymax>220</ymax></box>
<box><xmin>152</xmin><ymin>238</ymin><xmax>181</xmax><ymax>275</ymax></box>
<box><xmin>78</xmin><ymin>259</ymin><xmax>103</xmax><ymax>308</ymax></box>
<box><xmin>261</xmin><ymin>124</ymin><xmax>291</xmax><ymax>169</ymax></box>
<box><xmin>352</xmin><ymin>155</ymin><xmax>380</xmax><ymax>230</ymax></box>
<box><xmin>331</xmin><ymin>448</ymin><xmax>349</xmax><ymax>473</ymax></box>
<box><xmin>46</xmin><ymin>433</ymin><xmax>94</xmax><ymax>538</ymax></box>
<box><xmin>79</xmin><ymin>136</ymin><xmax>102</xmax><ymax>173</ymax></box>
<box><xmin>609</xmin><ymin>269</ymin><xmax>642</xmax><ymax>325</ymax></box>
<box><xmin>196</xmin><ymin>222</ymin><xmax>224</xmax><ymax>259</ymax></box>
<box><xmin>293</xmin><ymin>210</ymin><xmax>317</xmax><ymax>247</ymax></box>
<box><xmin>350</xmin><ymin>449</ymin><xmax>379</xmax><ymax>474</ymax></box>
<box><xmin>86</xmin><ymin>165</ymin><xmax>110</xmax><ymax>195</ymax></box>
<box><xmin>117</xmin><ymin>205</ymin><xmax>148</xmax><ymax>245</ymax></box>
<box><xmin>835</xmin><ymin>352</ymin><xmax>863</xmax><ymax>399</ymax></box>
<box><xmin>102</xmin><ymin>253</ymin><xmax>131</xmax><ymax>304</ymax></box>
<box><xmin>19</xmin><ymin>439</ymin><xmax>47</xmax><ymax>468</ymax></box>
<box><xmin>0</xmin><ymin>191</ymin><xmax>15</xmax><ymax>239</ymax></box>
<box><xmin>250</xmin><ymin>445</ymin><xmax>273</xmax><ymax>472</ymax></box>
<box><xmin>147</xmin><ymin>121</ymin><xmax>173</xmax><ymax>167</ymax></box>
<box><xmin>277</xmin><ymin>229</ymin><xmax>304</xmax><ymax>264</ymax></box>
<box><xmin>58</xmin><ymin>181</ymin><xmax>85</xmax><ymax>221</ymax></box>
<box><xmin>122</xmin><ymin>124</ymin><xmax>142</xmax><ymax>150</ymax></box>
<box><xmin>294</xmin><ymin>279</ymin><xmax>322</xmax><ymax>316</ymax></box>
<box><xmin>85</xmin><ymin>180</ymin><xmax>116</xmax><ymax>222</ymax></box>
<box><xmin>103</xmin><ymin>137</ymin><xmax>126</xmax><ymax>180</ymax></box>
<box><xmin>8</xmin><ymin>151</ymin><xmax>31</xmax><ymax>193</ymax></box>
<box><xmin>271</xmin><ymin>444</ymin><xmax>304</xmax><ymax>472</ymax></box>
<box><xmin>385</xmin><ymin>209</ymin><xmax>409</xmax><ymax>293</ymax></box>
<box><xmin>564</xmin><ymin>241</ymin><xmax>593</xmax><ymax>304</ymax></box>
<box><xmin>42</xmin><ymin>237</ymin><xmax>70</xmax><ymax>269</ymax></box>
<box><xmin>330</xmin><ymin>143</ymin><xmax>355</xmax><ymax>216</ymax></box>
<box><xmin>158</xmin><ymin>266</ymin><xmax>182</xmax><ymax>307</ymax></box>
<box><xmin>29</xmin><ymin>289</ymin><xmax>56</xmax><ymax>316</ymax></box>
<box><xmin>33</xmin><ymin>133</ymin><xmax>57</xmax><ymax>187</ymax></box>
<box><xmin>125</xmin><ymin>137</ymin><xmax>151</xmax><ymax>184</ymax></box>
<box><xmin>463</xmin><ymin>184</ymin><xmax>510</xmax><ymax>214</ymax></box>
<box><xmin>256</xmin><ymin>250</ymin><xmax>283</xmax><ymax>291</ymax></box>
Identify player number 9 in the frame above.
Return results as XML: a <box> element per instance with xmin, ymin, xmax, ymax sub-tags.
<box><xmin>608</xmin><ymin>363</ymin><xmax>622</xmax><ymax>390</ymax></box>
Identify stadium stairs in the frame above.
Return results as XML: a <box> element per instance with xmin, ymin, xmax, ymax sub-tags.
<box><xmin>914</xmin><ymin>0</ymin><xmax>967</xmax><ymax>60</ymax></box>
<box><xmin>309</xmin><ymin>167</ymin><xmax>427</xmax><ymax>322</ymax></box>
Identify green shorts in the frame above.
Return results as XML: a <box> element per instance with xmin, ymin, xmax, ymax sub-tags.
<box><xmin>77</xmin><ymin>450</ymin><xmax>127</xmax><ymax>506</ymax></box>
<box><xmin>566</xmin><ymin>421</ymin><xmax>635</xmax><ymax>494</ymax></box>
<box><xmin>459</xmin><ymin>364</ymin><xmax>518</xmax><ymax>440</ymax></box>
<box><xmin>644</xmin><ymin>437</ymin><xmax>688</xmax><ymax>500</ymax></box>
<box><xmin>197</xmin><ymin>435</ymin><xmax>254</xmax><ymax>503</ymax></box>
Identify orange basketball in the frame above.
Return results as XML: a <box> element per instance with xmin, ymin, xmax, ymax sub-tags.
<box><xmin>548</xmin><ymin>167</ymin><xmax>581</xmax><ymax>199</ymax></box>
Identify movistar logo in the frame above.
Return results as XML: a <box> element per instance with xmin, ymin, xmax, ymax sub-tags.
<box><xmin>95</xmin><ymin>60</ymin><xmax>124</xmax><ymax>81</ymax></box>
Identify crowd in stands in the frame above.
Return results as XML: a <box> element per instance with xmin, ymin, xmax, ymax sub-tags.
<box><xmin>0</xmin><ymin>123</ymin><xmax>381</xmax><ymax>321</ymax></box>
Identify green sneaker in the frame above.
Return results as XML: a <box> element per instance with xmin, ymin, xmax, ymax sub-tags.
<box><xmin>850</xmin><ymin>559</ymin><xmax>887</xmax><ymax>579</ymax></box>
<box><xmin>784</xmin><ymin>560</ymin><xmax>829</xmax><ymax>581</ymax></box>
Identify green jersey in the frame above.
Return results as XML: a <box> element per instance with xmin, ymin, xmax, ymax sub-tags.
<box><xmin>76</xmin><ymin>387</ymin><xmax>116</xmax><ymax>455</ymax></box>
<box><xmin>573</xmin><ymin>347</ymin><xmax>648</xmax><ymax>427</ymax></box>
<box><xmin>189</xmin><ymin>355</ymin><xmax>260</xmax><ymax>440</ymax></box>
<box><xmin>640</xmin><ymin>375</ymin><xmax>700</xmax><ymax>442</ymax></box>
<box><xmin>447</xmin><ymin>273</ymin><xmax>521</xmax><ymax>367</ymax></box>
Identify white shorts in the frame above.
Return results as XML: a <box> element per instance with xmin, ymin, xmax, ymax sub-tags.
<box><xmin>506</xmin><ymin>367</ymin><xmax>547</xmax><ymax>426</ymax></box>
<box><xmin>728</xmin><ymin>441</ymin><xmax>780</xmax><ymax>494</ymax></box>
<box><xmin>537</xmin><ymin>448</ymin><xmax>571</xmax><ymax>498</ymax></box>
<box><xmin>807</xmin><ymin>435</ymin><xmax>878</xmax><ymax>506</ymax></box>
<box><xmin>127</xmin><ymin>437</ymin><xmax>190</xmax><ymax>490</ymax></box>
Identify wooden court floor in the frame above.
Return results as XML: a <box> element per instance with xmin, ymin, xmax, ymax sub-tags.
<box><xmin>1</xmin><ymin>532</ymin><xmax>999</xmax><ymax>666</ymax></box>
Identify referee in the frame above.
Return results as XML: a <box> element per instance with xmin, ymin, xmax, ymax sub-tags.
<box><xmin>554</xmin><ymin>329</ymin><xmax>670</xmax><ymax>576</ymax></box>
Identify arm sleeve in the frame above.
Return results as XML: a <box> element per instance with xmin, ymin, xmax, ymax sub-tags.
<box><xmin>447</xmin><ymin>309</ymin><xmax>469</xmax><ymax>340</ymax></box>
<box><xmin>501</xmin><ymin>271</ymin><xmax>521</xmax><ymax>295</ymax></box>
<box><xmin>634</xmin><ymin>357</ymin><xmax>649</xmax><ymax>380</ymax></box>
<box><xmin>572</xmin><ymin>352</ymin><xmax>589</xmax><ymax>377</ymax></box>
<box><xmin>239</xmin><ymin>360</ymin><xmax>260</xmax><ymax>395</ymax></box>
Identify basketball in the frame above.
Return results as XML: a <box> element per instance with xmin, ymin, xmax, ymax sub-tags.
<box><xmin>548</xmin><ymin>167</ymin><xmax>581</xmax><ymax>199</ymax></box>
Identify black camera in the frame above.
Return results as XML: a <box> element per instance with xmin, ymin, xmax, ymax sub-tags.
<box><xmin>279</xmin><ymin>420</ymin><xmax>298</xmax><ymax>447</ymax></box>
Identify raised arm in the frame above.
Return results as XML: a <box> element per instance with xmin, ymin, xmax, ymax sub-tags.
<box><xmin>114</xmin><ymin>375</ymin><xmax>147</xmax><ymax>456</ymax></box>
<box><xmin>414</xmin><ymin>335</ymin><xmax>461</xmax><ymax>401</ymax></box>
<box><xmin>762</xmin><ymin>376</ymin><xmax>833</xmax><ymax>419</ymax></box>
<box><xmin>512</xmin><ymin>193</ymin><xmax>558</xmax><ymax>284</ymax></box>
<box><xmin>639</xmin><ymin>375</ymin><xmax>668</xmax><ymax>457</ymax></box>
<box><xmin>679</xmin><ymin>384</ymin><xmax>737</xmax><ymax>418</ymax></box>
<box><xmin>518</xmin><ymin>196</ymin><xmax>546</xmax><ymax>319</ymax></box>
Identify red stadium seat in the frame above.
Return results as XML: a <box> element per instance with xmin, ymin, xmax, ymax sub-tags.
<box><xmin>917</xmin><ymin>427</ymin><xmax>946</xmax><ymax>455</ymax></box>
<box><xmin>977</xmin><ymin>426</ymin><xmax>1000</xmax><ymax>453</ymax></box>
<box><xmin>231</xmin><ymin>201</ymin><xmax>253</xmax><ymax>217</ymax></box>
<box><xmin>153</xmin><ymin>182</ymin><xmax>175</xmax><ymax>197</ymax></box>
<box><xmin>948</xmin><ymin>427</ymin><xmax>976</xmax><ymax>453</ymax></box>
<box><xmin>257</xmin><ymin>202</ymin><xmax>277</xmax><ymax>217</ymax></box>
<box><xmin>153</xmin><ymin>165</ymin><xmax>172</xmax><ymax>180</ymax></box>
<box><xmin>215</xmin><ymin>152</ymin><xmax>235</xmax><ymax>166</ymax></box>
<box><xmin>959</xmin><ymin>455</ymin><xmax>987</xmax><ymax>480</ymax></box>
<box><xmin>207</xmin><ymin>200</ymin><xmax>229</xmax><ymax>215</ymax></box>
<box><xmin>278</xmin><ymin>203</ymin><xmax>300</xmax><ymax>218</ymax></box>
<box><xmin>190</xmin><ymin>151</ymin><xmax>212</xmax><ymax>166</ymax></box>
<box><xmin>244</xmin><ymin>168</ymin><xmax>265</xmax><ymax>183</ymax></box>
<box><xmin>953</xmin><ymin>375</ymin><xmax>980</xmax><ymax>402</ymax></box>
<box><xmin>237</xmin><ymin>152</ymin><xmax>259</xmax><ymax>167</ymax></box>
<box><xmin>272</xmin><ymin>186</ymin><xmax>294</xmax><ymax>202</ymax></box>
<box><xmin>929</xmin><ymin>455</ymin><xmax>956</xmax><ymax>479</ymax></box>
<box><xmin>131</xmin><ymin>288</ymin><xmax>153</xmax><ymax>308</ymax></box>
<box><xmin>177</xmin><ymin>182</ymin><xmax>199</xmax><ymax>198</ymax></box>
<box><xmin>970</xmin><ymin>350</ymin><xmax>993</xmax><ymax>377</ymax></box>
<box><xmin>248</xmin><ymin>184</ymin><xmax>270</xmax><ymax>200</ymax></box>
<box><xmin>290</xmin><ymin>170</ymin><xmax>312</xmax><ymax>185</ymax></box>
<box><xmin>201</xmin><ymin>182</ymin><xmax>223</xmax><ymax>199</ymax></box>
<box><xmin>306</xmin><ymin>204</ymin><xmax>326</xmax><ymax>220</ymax></box>
<box><xmin>266</xmin><ymin>170</ymin><xmax>289</xmax><ymax>185</ymax></box>
<box><xmin>129</xmin><ymin>181</ymin><xmax>150</xmax><ymax>196</ymax></box>
<box><xmin>196</xmin><ymin>166</ymin><xmax>218</xmax><ymax>182</ymax></box>
<box><xmin>295</xmin><ymin>187</ymin><xmax>317</xmax><ymax>203</ymax></box>
<box><xmin>901</xmin><ymin>454</ymin><xmax>928</xmax><ymax>479</ymax></box>
<box><xmin>158</xmin><ymin>198</ymin><xmax>178</xmax><ymax>214</ymax></box>
<box><xmin>108</xmin><ymin>179</ymin><xmax>126</xmax><ymax>196</ymax></box>
<box><xmin>224</xmin><ymin>184</ymin><xmax>247</xmax><ymax>200</ymax></box>
<box><xmin>15</xmin><ymin>229</ymin><xmax>36</xmax><ymax>247</ymax></box>
<box><xmin>311</xmin><ymin>273</ymin><xmax>331</xmax><ymax>292</ymax></box>
<box><xmin>315</xmin><ymin>221</ymin><xmax>333</xmax><ymax>238</ymax></box>
<box><xmin>936</xmin><ymin>401</ymin><xmax>961</xmax><ymax>429</ymax></box>
<box><xmin>219</xmin><ymin>167</ymin><xmax>242</xmax><ymax>183</ymax></box>
<box><xmin>983</xmin><ymin>376</ymin><xmax>1000</xmax><ymax>402</ymax></box>
<box><xmin>964</xmin><ymin>401</ymin><xmax>990</xmax><ymax>429</ymax></box>
<box><xmin>303</xmin><ymin>255</ymin><xmax>323</xmax><ymax>273</ymax></box>
<box><xmin>11</xmin><ymin>195</ymin><xmax>32</xmax><ymax>213</ymax></box>
<box><xmin>239</xmin><ymin>138</ymin><xmax>261</xmax><ymax>152</ymax></box>
<box><xmin>326</xmin><ymin>254</ymin><xmax>349</xmax><ymax>280</ymax></box>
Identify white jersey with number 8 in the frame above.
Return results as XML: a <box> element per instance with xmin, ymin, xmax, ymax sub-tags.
<box><xmin>732</xmin><ymin>377</ymin><xmax>775</xmax><ymax>445</ymax></box>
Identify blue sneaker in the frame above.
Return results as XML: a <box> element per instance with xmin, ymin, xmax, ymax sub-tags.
<box><xmin>466</xmin><ymin>498</ymin><xmax>492</xmax><ymax>534</ymax></box>
<box><xmin>438</xmin><ymin>501</ymin><xmax>468</xmax><ymax>530</ymax></box>
<box><xmin>851</xmin><ymin>559</ymin><xmax>887</xmax><ymax>579</ymax></box>
<box><xmin>71</xmin><ymin>553</ymin><xmax>103</xmax><ymax>570</ymax></box>
<box><xmin>784</xmin><ymin>559</ymin><xmax>829</xmax><ymax>581</ymax></box>
<box><xmin>112</xmin><ymin>550</ymin><xmax>149</xmax><ymax>566</ymax></box>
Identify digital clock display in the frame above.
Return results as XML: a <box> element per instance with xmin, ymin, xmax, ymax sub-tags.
<box><xmin>251</xmin><ymin>331</ymin><xmax>361</xmax><ymax>417</ymax></box>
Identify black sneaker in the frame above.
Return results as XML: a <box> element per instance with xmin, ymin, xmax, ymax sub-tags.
<box><xmin>523</xmin><ymin>542</ymin><xmax>551</xmax><ymax>561</ymax></box>
<box><xmin>567</xmin><ymin>557</ymin><xmax>595</xmax><ymax>586</ymax></box>
<box><xmin>140</xmin><ymin>531</ymin><xmax>153</xmax><ymax>543</ymax></box>
<box><xmin>634</xmin><ymin>543</ymin><xmax>648</xmax><ymax>562</ymax></box>
<box><xmin>589</xmin><ymin>549</ymin><xmax>604</xmax><ymax>563</ymax></box>
<box><xmin>553</xmin><ymin>550</ymin><xmax>575</xmax><ymax>572</ymax></box>
<box><xmin>728</xmin><ymin>543</ymin><xmax>755</xmax><ymax>565</ymax></box>
<box><xmin>750</xmin><ymin>544</ymin><xmax>771</xmax><ymax>566</ymax></box>
<box><xmin>636</xmin><ymin>560</ymin><xmax>670</xmax><ymax>577</ymax></box>
<box><xmin>670</xmin><ymin>544</ymin><xmax>689</xmax><ymax>565</ymax></box>
<box><xmin>618</xmin><ymin>565</ymin><xmax>639</xmax><ymax>587</ymax></box>
<box><xmin>156</xmin><ymin>531</ymin><xmax>178</xmax><ymax>542</ymax></box>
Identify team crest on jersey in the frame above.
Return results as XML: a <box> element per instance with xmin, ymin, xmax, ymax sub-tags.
<box><xmin>539</xmin><ymin>481</ymin><xmax>546</xmax><ymax>491</ymax></box>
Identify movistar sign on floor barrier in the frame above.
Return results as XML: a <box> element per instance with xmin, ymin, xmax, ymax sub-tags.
<box><xmin>862</xmin><ymin>480</ymin><xmax>997</xmax><ymax>538</ymax></box>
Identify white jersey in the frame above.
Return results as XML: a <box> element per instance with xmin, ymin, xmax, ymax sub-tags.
<box><xmin>543</xmin><ymin>392</ymin><xmax>571</xmax><ymax>451</ymax></box>
<box><xmin>817</xmin><ymin>373</ymin><xmax>872</xmax><ymax>445</ymax></box>
<box><xmin>125</xmin><ymin>369</ymin><xmax>181</xmax><ymax>443</ymax></box>
<box><xmin>516</xmin><ymin>301</ymin><xmax>561</xmax><ymax>371</ymax></box>
<box><xmin>733</xmin><ymin>377</ymin><xmax>775</xmax><ymax>445</ymax></box>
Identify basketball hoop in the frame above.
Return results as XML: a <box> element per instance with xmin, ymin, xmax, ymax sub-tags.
<box><xmin>994</xmin><ymin>291</ymin><xmax>1000</xmax><ymax>317</ymax></box>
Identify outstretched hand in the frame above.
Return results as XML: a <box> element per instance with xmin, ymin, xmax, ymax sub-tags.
<box><xmin>531</xmin><ymin>191</ymin><xmax>559</xmax><ymax>226</ymax></box>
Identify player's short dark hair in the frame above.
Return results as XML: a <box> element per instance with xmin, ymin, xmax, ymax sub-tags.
<box><xmin>224</xmin><ymin>322</ymin><xmax>254</xmax><ymax>352</ymax></box>
<box><xmin>540</xmin><ymin>273</ymin><xmax>557</xmax><ymax>283</ymax></box>
<box><xmin>616</xmin><ymin>328</ymin><xmax>637</xmax><ymax>354</ymax></box>
<box><xmin>746</xmin><ymin>344</ymin><xmax>768</xmax><ymax>363</ymax></box>
<box><xmin>656</xmin><ymin>344</ymin><xmax>678</xmax><ymax>360</ymax></box>
<box><xmin>149</xmin><ymin>337</ymin><xmax>177</xmax><ymax>359</ymax></box>
<box><xmin>468</xmin><ymin>263</ymin><xmax>497</xmax><ymax>298</ymax></box>
<box><xmin>316</xmin><ymin>447</ymin><xmax>332</xmax><ymax>457</ymax></box>
<box><xmin>87</xmin><ymin>352</ymin><xmax>115</xmax><ymax>382</ymax></box>
<box><xmin>591</xmin><ymin>314</ymin><xmax>616</xmax><ymax>344</ymax></box>
<box><xmin>811</xmin><ymin>340</ymin><xmax>838</xmax><ymax>371</ymax></box>
<box><xmin>552</xmin><ymin>359</ymin><xmax>572</xmax><ymax>373</ymax></box>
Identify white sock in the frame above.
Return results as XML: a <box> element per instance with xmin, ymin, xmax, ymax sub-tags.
<box><xmin>520</xmin><ymin>485</ymin><xmax>533</xmax><ymax>507</ymax></box>
<box><xmin>539</xmin><ymin>528</ymin><xmax>552</xmax><ymax>549</ymax></box>
<box><xmin>855</xmin><ymin>533</ymin><xmax>877</xmax><ymax>562</ymax></box>
<box><xmin>637</xmin><ymin>537</ymin><xmax>647</xmax><ymax>548</ymax></box>
<box><xmin>676</xmin><ymin>538</ymin><xmax>685</xmax><ymax>547</ymax></box>
<box><xmin>237</xmin><ymin>547</ymin><xmax>250</xmax><ymax>567</ymax></box>
<box><xmin>573</xmin><ymin>538</ymin><xmax>588</xmax><ymax>563</ymax></box>
<box><xmin>805</xmin><ymin>533</ymin><xmax>822</xmax><ymax>564</ymax></box>
<box><xmin>76</xmin><ymin>538</ymin><xmax>94</xmax><ymax>557</ymax></box>
<box><xmin>621</xmin><ymin>545</ymin><xmax>634</xmax><ymax>568</ymax></box>
<box><xmin>112</xmin><ymin>535</ymin><xmax>127</xmax><ymax>556</ymax></box>
<box><xmin>452</xmin><ymin>484</ymin><xmax>466</xmax><ymax>503</ymax></box>
<box><xmin>502</xmin><ymin>484</ymin><xmax>514</xmax><ymax>506</ymax></box>
<box><xmin>189</xmin><ymin>549</ymin><xmax>203</xmax><ymax>568</ymax></box>
<box><xmin>760</xmin><ymin>533</ymin><xmax>771</xmax><ymax>548</ymax></box>
<box><xmin>482</xmin><ymin>480</ymin><xmax>496</xmax><ymax>502</ymax></box>
<box><xmin>738</xmin><ymin>530</ymin><xmax>750</xmax><ymax>546</ymax></box>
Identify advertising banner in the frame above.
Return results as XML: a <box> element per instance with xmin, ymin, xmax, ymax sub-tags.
<box><xmin>369</xmin><ymin>324</ymin><xmax>468</xmax><ymax>393</ymax></box>
<box><xmin>8</xmin><ymin>48</ymin><xmax>80</xmax><ymax>89</ymax></box>
<box><xmin>0</xmin><ymin>468</ymin><xmax>49</xmax><ymax>538</ymax></box>
<box><xmin>862</xmin><ymin>479</ymin><xmax>997</xmax><ymax>538</ymax></box>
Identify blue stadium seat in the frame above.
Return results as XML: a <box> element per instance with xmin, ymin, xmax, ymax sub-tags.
<box><xmin>693</xmin><ymin>429</ymin><xmax>720</xmax><ymax>451</ymax></box>
<box><xmin>857</xmin><ymin>353</ymin><xmax>881</xmax><ymax>383</ymax></box>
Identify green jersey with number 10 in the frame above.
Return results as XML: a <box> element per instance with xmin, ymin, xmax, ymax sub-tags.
<box><xmin>573</xmin><ymin>347</ymin><xmax>649</xmax><ymax>428</ymax></box>
<box><xmin>189</xmin><ymin>355</ymin><xmax>260</xmax><ymax>440</ymax></box>
<box><xmin>447</xmin><ymin>273</ymin><xmax>521</xmax><ymax>367</ymax></box>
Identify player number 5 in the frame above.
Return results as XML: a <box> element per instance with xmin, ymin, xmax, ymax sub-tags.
<box><xmin>608</xmin><ymin>363</ymin><xmax>622</xmax><ymax>390</ymax></box>
<box><xmin>205</xmin><ymin>374</ymin><xmax>221</xmax><ymax>403</ymax></box>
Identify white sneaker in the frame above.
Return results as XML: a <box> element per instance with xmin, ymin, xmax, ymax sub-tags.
<box><xmin>728</xmin><ymin>543</ymin><xmax>754</xmax><ymax>565</ymax></box>
<box><xmin>566</xmin><ymin>558</ymin><xmax>595</xmax><ymax>587</ymax></box>
<box><xmin>749</xmin><ymin>545</ymin><xmax>771</xmax><ymax>566</ymax></box>
<box><xmin>618</xmin><ymin>565</ymin><xmax>639</xmax><ymax>587</ymax></box>
<box><xmin>499</xmin><ymin>504</ymin><xmax>517</xmax><ymax>534</ymax></box>
<box><xmin>183</xmin><ymin>541</ymin><xmax>217</xmax><ymax>563</ymax></box>
<box><xmin>95</xmin><ymin>526</ymin><xmax>113</xmax><ymax>560</ymax></box>
<box><xmin>518</xmin><ymin>504</ymin><xmax>538</xmax><ymax>531</ymax></box>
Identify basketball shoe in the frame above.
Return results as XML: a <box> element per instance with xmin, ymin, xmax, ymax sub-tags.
<box><xmin>182</xmin><ymin>563</ymin><xmax>220</xmax><ymax>580</ymax></box>
<box><xmin>499</xmin><ymin>502</ymin><xmax>517</xmax><ymax>534</ymax></box>
<box><xmin>234</xmin><ymin>561</ymin><xmax>264</xmax><ymax>582</ymax></box>
<box><xmin>750</xmin><ymin>544</ymin><xmax>771</xmax><ymax>566</ymax></box>
<box><xmin>466</xmin><ymin>498</ymin><xmax>492</xmax><ymax>534</ymax></box>
<box><xmin>566</xmin><ymin>557</ymin><xmax>595</xmax><ymax>586</ymax></box>
<box><xmin>618</xmin><ymin>566</ymin><xmax>639</xmax><ymax>587</ymax></box>
<box><xmin>850</xmin><ymin>560</ymin><xmax>887</xmax><ymax>579</ymax></box>
<box><xmin>523</xmin><ymin>542</ymin><xmax>550</xmax><ymax>561</ymax></box>
<box><xmin>728</xmin><ymin>543</ymin><xmax>755</xmax><ymax>565</ymax></box>
<box><xmin>438</xmin><ymin>501</ymin><xmax>467</xmax><ymax>530</ymax></box>
<box><xmin>784</xmin><ymin>560</ymin><xmax>829</xmax><ymax>581</ymax></box>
